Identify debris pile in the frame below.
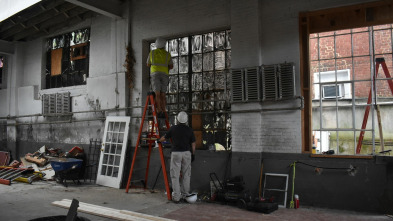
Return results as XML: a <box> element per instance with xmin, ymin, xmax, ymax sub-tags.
<box><xmin>0</xmin><ymin>146</ymin><xmax>86</xmax><ymax>186</ymax></box>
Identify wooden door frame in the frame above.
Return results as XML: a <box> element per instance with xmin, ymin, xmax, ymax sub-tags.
<box><xmin>299</xmin><ymin>0</ymin><xmax>393</xmax><ymax>152</ymax></box>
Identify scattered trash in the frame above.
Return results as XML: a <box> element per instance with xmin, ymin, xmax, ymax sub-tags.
<box><xmin>0</xmin><ymin>167</ymin><xmax>34</xmax><ymax>185</ymax></box>
<box><xmin>0</xmin><ymin>145</ymin><xmax>89</xmax><ymax>186</ymax></box>
<box><xmin>0</xmin><ymin>151</ymin><xmax>11</xmax><ymax>166</ymax></box>
<box><xmin>25</xmin><ymin>146</ymin><xmax>49</xmax><ymax>167</ymax></box>
<box><xmin>8</xmin><ymin>160</ymin><xmax>21</xmax><ymax>168</ymax></box>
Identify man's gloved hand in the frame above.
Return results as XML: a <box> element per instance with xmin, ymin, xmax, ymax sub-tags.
<box><xmin>191</xmin><ymin>154</ymin><xmax>195</xmax><ymax>162</ymax></box>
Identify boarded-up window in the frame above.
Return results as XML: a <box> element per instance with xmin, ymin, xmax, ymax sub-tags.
<box><xmin>46</xmin><ymin>28</ymin><xmax>90</xmax><ymax>89</ymax></box>
<box><xmin>51</xmin><ymin>48</ymin><xmax>62</xmax><ymax>76</ymax></box>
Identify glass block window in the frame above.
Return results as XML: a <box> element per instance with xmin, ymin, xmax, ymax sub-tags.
<box><xmin>45</xmin><ymin>28</ymin><xmax>90</xmax><ymax>89</ymax></box>
<box><xmin>150</xmin><ymin>30</ymin><xmax>232</xmax><ymax>150</ymax></box>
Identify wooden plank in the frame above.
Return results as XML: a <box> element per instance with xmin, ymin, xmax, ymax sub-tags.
<box><xmin>51</xmin><ymin>48</ymin><xmax>62</xmax><ymax>76</ymax></box>
<box><xmin>191</xmin><ymin>113</ymin><xmax>202</xmax><ymax>130</ymax></box>
<box><xmin>303</xmin><ymin>0</ymin><xmax>393</xmax><ymax>34</ymax></box>
<box><xmin>70</xmin><ymin>42</ymin><xmax>88</xmax><ymax>61</ymax></box>
<box><xmin>52</xmin><ymin>199</ymin><xmax>175</xmax><ymax>221</ymax></box>
<box><xmin>299</xmin><ymin>13</ymin><xmax>311</xmax><ymax>153</ymax></box>
<box><xmin>194</xmin><ymin>131</ymin><xmax>203</xmax><ymax>149</ymax></box>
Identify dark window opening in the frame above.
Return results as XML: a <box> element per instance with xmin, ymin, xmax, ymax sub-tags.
<box><xmin>149</xmin><ymin>30</ymin><xmax>232</xmax><ymax>150</ymax></box>
<box><xmin>45</xmin><ymin>28</ymin><xmax>90</xmax><ymax>89</ymax></box>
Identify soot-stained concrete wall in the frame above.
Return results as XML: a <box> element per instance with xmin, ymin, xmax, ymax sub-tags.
<box><xmin>1</xmin><ymin>0</ymin><xmax>392</xmax><ymax>214</ymax></box>
<box><xmin>140</xmin><ymin>150</ymin><xmax>392</xmax><ymax>213</ymax></box>
<box><xmin>0</xmin><ymin>11</ymin><xmax>130</xmax><ymax>160</ymax></box>
<box><xmin>125</xmin><ymin>148</ymin><xmax>231</xmax><ymax>195</ymax></box>
<box><xmin>261</xmin><ymin>152</ymin><xmax>393</xmax><ymax>213</ymax></box>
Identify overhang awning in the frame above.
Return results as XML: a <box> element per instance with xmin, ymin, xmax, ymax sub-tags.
<box><xmin>0</xmin><ymin>0</ymin><xmax>123</xmax><ymax>42</ymax></box>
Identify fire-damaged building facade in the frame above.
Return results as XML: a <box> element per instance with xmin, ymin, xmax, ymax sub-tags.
<box><xmin>0</xmin><ymin>0</ymin><xmax>392</xmax><ymax>214</ymax></box>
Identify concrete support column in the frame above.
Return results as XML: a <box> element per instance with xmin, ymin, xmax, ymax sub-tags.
<box><xmin>6</xmin><ymin>119</ymin><xmax>17</xmax><ymax>159</ymax></box>
<box><xmin>230</xmin><ymin>0</ymin><xmax>261</xmax><ymax>68</ymax></box>
<box><xmin>229</xmin><ymin>0</ymin><xmax>263</xmax><ymax>184</ymax></box>
<box><xmin>230</xmin><ymin>0</ymin><xmax>262</xmax><ymax>152</ymax></box>
<box><xmin>5</xmin><ymin>44</ymin><xmax>23</xmax><ymax>158</ymax></box>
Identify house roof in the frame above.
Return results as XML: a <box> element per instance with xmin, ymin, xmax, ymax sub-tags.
<box><xmin>0</xmin><ymin>0</ymin><xmax>123</xmax><ymax>42</ymax></box>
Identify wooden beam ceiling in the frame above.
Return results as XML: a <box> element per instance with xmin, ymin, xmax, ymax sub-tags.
<box><xmin>304</xmin><ymin>0</ymin><xmax>393</xmax><ymax>34</ymax></box>
<box><xmin>0</xmin><ymin>0</ymin><xmax>99</xmax><ymax>42</ymax></box>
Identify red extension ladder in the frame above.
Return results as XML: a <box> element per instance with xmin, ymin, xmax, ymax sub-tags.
<box><xmin>356</xmin><ymin>58</ymin><xmax>393</xmax><ymax>154</ymax></box>
<box><xmin>125</xmin><ymin>92</ymin><xmax>172</xmax><ymax>200</ymax></box>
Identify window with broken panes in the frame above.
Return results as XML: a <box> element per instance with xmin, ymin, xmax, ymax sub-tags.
<box><xmin>45</xmin><ymin>28</ymin><xmax>90</xmax><ymax>89</ymax></box>
<box><xmin>150</xmin><ymin>30</ymin><xmax>232</xmax><ymax>150</ymax></box>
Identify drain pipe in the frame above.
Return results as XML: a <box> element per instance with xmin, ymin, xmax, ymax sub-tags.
<box><xmin>4</xmin><ymin>118</ymin><xmax>107</xmax><ymax>126</ymax></box>
<box><xmin>0</xmin><ymin>106</ymin><xmax>132</xmax><ymax>120</ymax></box>
<box><xmin>0</xmin><ymin>106</ymin><xmax>131</xmax><ymax>126</ymax></box>
<box><xmin>1</xmin><ymin>96</ymin><xmax>304</xmax><ymax>125</ymax></box>
<box><xmin>191</xmin><ymin>95</ymin><xmax>304</xmax><ymax>115</ymax></box>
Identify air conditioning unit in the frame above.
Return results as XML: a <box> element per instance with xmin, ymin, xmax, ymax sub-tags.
<box><xmin>42</xmin><ymin>92</ymin><xmax>71</xmax><ymax>116</ymax></box>
<box><xmin>322</xmin><ymin>84</ymin><xmax>343</xmax><ymax>99</ymax></box>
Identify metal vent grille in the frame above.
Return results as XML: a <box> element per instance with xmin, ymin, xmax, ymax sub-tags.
<box><xmin>245</xmin><ymin>67</ymin><xmax>261</xmax><ymax>101</ymax></box>
<box><xmin>42</xmin><ymin>92</ymin><xmax>71</xmax><ymax>116</ymax></box>
<box><xmin>278</xmin><ymin>63</ymin><xmax>295</xmax><ymax>99</ymax></box>
<box><xmin>262</xmin><ymin>64</ymin><xmax>278</xmax><ymax>101</ymax></box>
<box><xmin>231</xmin><ymin>68</ymin><xmax>244</xmax><ymax>102</ymax></box>
<box><xmin>231</xmin><ymin>63</ymin><xmax>295</xmax><ymax>103</ymax></box>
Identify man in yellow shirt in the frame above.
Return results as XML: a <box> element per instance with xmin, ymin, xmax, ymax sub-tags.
<box><xmin>147</xmin><ymin>37</ymin><xmax>173</xmax><ymax>117</ymax></box>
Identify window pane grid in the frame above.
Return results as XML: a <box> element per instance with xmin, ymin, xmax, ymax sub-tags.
<box><xmin>311</xmin><ymin>25</ymin><xmax>393</xmax><ymax>155</ymax></box>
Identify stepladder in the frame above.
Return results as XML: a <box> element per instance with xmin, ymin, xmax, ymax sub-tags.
<box><xmin>125</xmin><ymin>92</ymin><xmax>172</xmax><ymax>200</ymax></box>
<box><xmin>356</xmin><ymin>58</ymin><xmax>393</xmax><ymax>154</ymax></box>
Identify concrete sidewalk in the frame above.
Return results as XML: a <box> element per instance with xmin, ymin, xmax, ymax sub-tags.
<box><xmin>0</xmin><ymin>181</ymin><xmax>391</xmax><ymax>221</ymax></box>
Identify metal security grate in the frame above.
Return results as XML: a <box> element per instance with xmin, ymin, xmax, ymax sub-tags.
<box><xmin>278</xmin><ymin>63</ymin><xmax>295</xmax><ymax>100</ymax></box>
<box><xmin>42</xmin><ymin>92</ymin><xmax>71</xmax><ymax>116</ymax></box>
<box><xmin>231</xmin><ymin>68</ymin><xmax>244</xmax><ymax>102</ymax></box>
<box><xmin>262</xmin><ymin>64</ymin><xmax>278</xmax><ymax>101</ymax></box>
<box><xmin>245</xmin><ymin>67</ymin><xmax>262</xmax><ymax>101</ymax></box>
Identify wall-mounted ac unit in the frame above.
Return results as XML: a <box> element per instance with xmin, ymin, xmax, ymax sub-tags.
<box><xmin>42</xmin><ymin>92</ymin><xmax>71</xmax><ymax>116</ymax></box>
<box><xmin>322</xmin><ymin>84</ymin><xmax>343</xmax><ymax>99</ymax></box>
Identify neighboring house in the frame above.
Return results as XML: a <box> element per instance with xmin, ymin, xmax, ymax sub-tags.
<box><xmin>310</xmin><ymin>26</ymin><xmax>393</xmax><ymax>155</ymax></box>
<box><xmin>0</xmin><ymin>0</ymin><xmax>392</xmax><ymax>214</ymax></box>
